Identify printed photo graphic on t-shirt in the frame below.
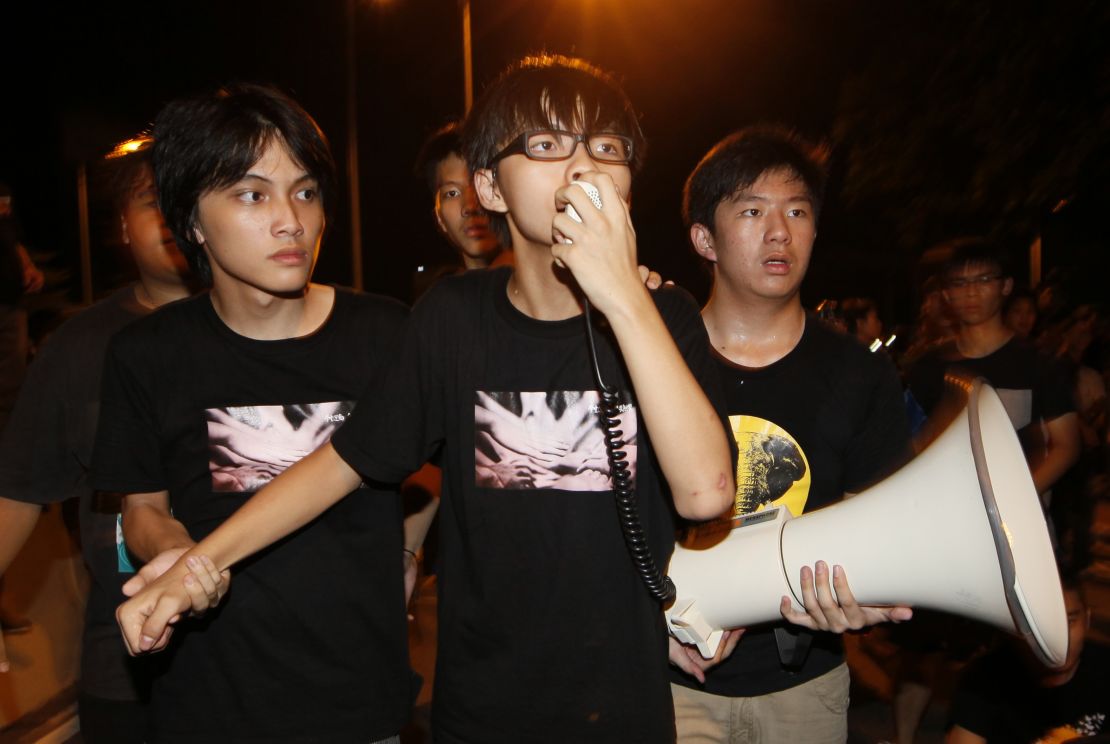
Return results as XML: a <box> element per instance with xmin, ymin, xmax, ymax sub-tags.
<box><xmin>206</xmin><ymin>402</ymin><xmax>354</xmax><ymax>493</ymax></box>
<box><xmin>730</xmin><ymin>415</ymin><xmax>811</xmax><ymax>518</ymax></box>
<box><xmin>474</xmin><ymin>390</ymin><xmax>636</xmax><ymax>491</ymax></box>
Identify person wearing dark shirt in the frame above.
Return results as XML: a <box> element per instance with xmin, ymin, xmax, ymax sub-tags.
<box><xmin>668</xmin><ymin>126</ymin><xmax>913</xmax><ymax>743</ymax></box>
<box><xmin>946</xmin><ymin>574</ymin><xmax>1107</xmax><ymax>743</ymax></box>
<box><xmin>0</xmin><ymin>139</ymin><xmax>192</xmax><ymax>742</ymax></box>
<box><xmin>905</xmin><ymin>239</ymin><xmax>1079</xmax><ymax>497</ymax></box>
<box><xmin>92</xmin><ymin>85</ymin><xmax>412</xmax><ymax>743</ymax></box>
<box><xmin>116</xmin><ymin>55</ymin><xmax>738</xmax><ymax>743</ymax></box>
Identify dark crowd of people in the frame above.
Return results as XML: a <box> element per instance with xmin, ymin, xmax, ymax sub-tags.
<box><xmin>0</xmin><ymin>53</ymin><xmax>1105</xmax><ymax>744</ymax></box>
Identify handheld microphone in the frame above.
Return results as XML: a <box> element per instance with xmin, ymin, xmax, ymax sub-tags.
<box><xmin>564</xmin><ymin>181</ymin><xmax>602</xmax><ymax>227</ymax></box>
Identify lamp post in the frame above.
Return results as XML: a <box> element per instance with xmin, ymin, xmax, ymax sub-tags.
<box><xmin>346</xmin><ymin>0</ymin><xmax>364</xmax><ymax>291</ymax></box>
<box><xmin>461</xmin><ymin>0</ymin><xmax>473</xmax><ymax>113</ymax></box>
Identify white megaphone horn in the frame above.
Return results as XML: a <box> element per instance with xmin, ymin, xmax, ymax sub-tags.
<box><xmin>665</xmin><ymin>378</ymin><xmax>1068</xmax><ymax>667</ymax></box>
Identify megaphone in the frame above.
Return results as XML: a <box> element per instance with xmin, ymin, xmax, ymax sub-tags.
<box><xmin>665</xmin><ymin>378</ymin><xmax>1067</xmax><ymax>667</ymax></box>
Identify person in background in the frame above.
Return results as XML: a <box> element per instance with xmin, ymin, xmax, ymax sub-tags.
<box><xmin>0</xmin><ymin>137</ymin><xmax>193</xmax><ymax>742</ymax></box>
<box><xmin>841</xmin><ymin>296</ymin><xmax>884</xmax><ymax>348</ymax></box>
<box><xmin>1003</xmin><ymin>288</ymin><xmax>1039</xmax><ymax>339</ymax></box>
<box><xmin>945</xmin><ymin>571</ymin><xmax>1107</xmax><ymax>743</ymax></box>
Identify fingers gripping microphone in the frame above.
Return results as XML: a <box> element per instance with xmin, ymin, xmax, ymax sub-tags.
<box><xmin>665</xmin><ymin>379</ymin><xmax>1068</xmax><ymax>667</ymax></box>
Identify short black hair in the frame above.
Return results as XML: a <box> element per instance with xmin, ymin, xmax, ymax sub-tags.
<box><xmin>414</xmin><ymin>121</ymin><xmax>464</xmax><ymax>197</ymax></box>
<box><xmin>153</xmin><ymin>83</ymin><xmax>337</xmax><ymax>285</ymax></box>
<box><xmin>683</xmin><ymin>125</ymin><xmax>827</xmax><ymax>235</ymax></box>
<box><xmin>940</xmin><ymin>237</ymin><xmax>1012</xmax><ymax>280</ymax></box>
<box><xmin>463</xmin><ymin>54</ymin><xmax>645</xmax><ymax>246</ymax></box>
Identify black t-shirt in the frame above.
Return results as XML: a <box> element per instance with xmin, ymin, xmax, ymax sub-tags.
<box><xmin>947</xmin><ymin>642</ymin><xmax>1109</xmax><ymax>741</ymax></box>
<box><xmin>333</xmin><ymin>267</ymin><xmax>730</xmax><ymax>744</ymax></box>
<box><xmin>0</xmin><ymin>285</ymin><xmax>151</xmax><ymax>701</ymax></box>
<box><xmin>905</xmin><ymin>336</ymin><xmax>1075</xmax><ymax>435</ymax></box>
<box><xmin>671</xmin><ymin>319</ymin><xmax>911</xmax><ymax>697</ymax></box>
<box><xmin>92</xmin><ymin>289</ymin><xmax>413</xmax><ymax>744</ymax></box>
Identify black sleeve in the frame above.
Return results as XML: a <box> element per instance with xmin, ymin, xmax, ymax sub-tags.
<box><xmin>0</xmin><ymin>332</ymin><xmax>77</xmax><ymax>504</ymax></box>
<box><xmin>332</xmin><ymin>294</ymin><xmax>441</xmax><ymax>484</ymax></box>
<box><xmin>91</xmin><ymin>334</ymin><xmax>167</xmax><ymax>494</ymax></box>
<box><xmin>1036</xmin><ymin>351</ymin><xmax>1077</xmax><ymax>423</ymax></box>
<box><xmin>653</xmin><ymin>286</ymin><xmax>738</xmax><ymax>469</ymax></box>
<box><xmin>843</xmin><ymin>352</ymin><xmax>913</xmax><ymax>492</ymax></box>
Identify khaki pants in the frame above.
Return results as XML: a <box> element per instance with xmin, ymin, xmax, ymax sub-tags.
<box><xmin>672</xmin><ymin>663</ymin><xmax>849</xmax><ymax>744</ymax></box>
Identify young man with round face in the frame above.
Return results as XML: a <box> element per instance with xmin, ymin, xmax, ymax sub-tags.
<box><xmin>669</xmin><ymin>127</ymin><xmax>914</xmax><ymax>743</ymax></box>
<box><xmin>0</xmin><ymin>139</ymin><xmax>192</xmax><ymax>742</ymax></box>
<box><xmin>117</xmin><ymin>56</ymin><xmax>737</xmax><ymax>743</ymax></box>
<box><xmin>415</xmin><ymin>122</ymin><xmax>503</xmax><ymax>271</ymax></box>
<box><xmin>92</xmin><ymin>86</ymin><xmax>413</xmax><ymax>743</ymax></box>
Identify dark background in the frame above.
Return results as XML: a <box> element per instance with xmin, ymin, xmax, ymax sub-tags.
<box><xmin>4</xmin><ymin>0</ymin><xmax>1108</xmax><ymax>325</ymax></box>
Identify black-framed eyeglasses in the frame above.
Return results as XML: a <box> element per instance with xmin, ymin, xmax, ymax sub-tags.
<box><xmin>946</xmin><ymin>273</ymin><xmax>1002</xmax><ymax>290</ymax></box>
<box><xmin>492</xmin><ymin>129</ymin><xmax>634</xmax><ymax>165</ymax></box>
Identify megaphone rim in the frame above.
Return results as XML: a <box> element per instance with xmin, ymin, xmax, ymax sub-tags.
<box><xmin>968</xmin><ymin>378</ymin><xmax>1066</xmax><ymax>667</ymax></box>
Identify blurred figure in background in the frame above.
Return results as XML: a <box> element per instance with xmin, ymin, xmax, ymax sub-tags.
<box><xmin>1003</xmin><ymin>288</ymin><xmax>1039</xmax><ymax>339</ymax></box>
<box><xmin>841</xmin><ymin>296</ymin><xmax>883</xmax><ymax>348</ymax></box>
<box><xmin>900</xmin><ymin>274</ymin><xmax>956</xmax><ymax>371</ymax></box>
<box><xmin>1046</xmin><ymin>304</ymin><xmax>1106</xmax><ymax>572</ymax></box>
<box><xmin>944</xmin><ymin>571</ymin><xmax>1107</xmax><ymax>743</ymax></box>
<box><xmin>0</xmin><ymin>182</ymin><xmax>47</xmax><ymax>636</ymax></box>
<box><xmin>0</xmin><ymin>136</ymin><xmax>192</xmax><ymax>742</ymax></box>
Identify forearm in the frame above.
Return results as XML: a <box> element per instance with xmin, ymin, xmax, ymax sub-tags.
<box><xmin>402</xmin><ymin>464</ymin><xmax>440</xmax><ymax>554</ymax></box>
<box><xmin>1032</xmin><ymin>447</ymin><xmax>1079</xmax><ymax>495</ymax></box>
<box><xmin>0</xmin><ymin>498</ymin><xmax>41</xmax><ymax>575</ymax></box>
<box><xmin>1032</xmin><ymin>412</ymin><xmax>1080</xmax><ymax>494</ymax></box>
<box><xmin>188</xmin><ymin>443</ymin><xmax>362</xmax><ymax>572</ymax></box>
<box><xmin>606</xmin><ymin>292</ymin><xmax>733</xmax><ymax>520</ymax></box>
<box><xmin>121</xmin><ymin>498</ymin><xmax>195</xmax><ymax>563</ymax></box>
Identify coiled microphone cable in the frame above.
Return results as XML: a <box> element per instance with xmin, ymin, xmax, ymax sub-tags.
<box><xmin>582</xmin><ymin>299</ymin><xmax>676</xmax><ymax>605</ymax></box>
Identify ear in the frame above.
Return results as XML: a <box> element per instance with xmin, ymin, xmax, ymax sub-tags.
<box><xmin>433</xmin><ymin>203</ymin><xmax>449</xmax><ymax>236</ymax></box>
<box><xmin>1001</xmin><ymin>277</ymin><xmax>1014</xmax><ymax>297</ymax></box>
<box><xmin>690</xmin><ymin>224</ymin><xmax>718</xmax><ymax>263</ymax></box>
<box><xmin>120</xmin><ymin>214</ymin><xmax>131</xmax><ymax>245</ymax></box>
<box><xmin>474</xmin><ymin>169</ymin><xmax>507</xmax><ymax>214</ymax></box>
<box><xmin>192</xmin><ymin>222</ymin><xmax>206</xmax><ymax>246</ymax></box>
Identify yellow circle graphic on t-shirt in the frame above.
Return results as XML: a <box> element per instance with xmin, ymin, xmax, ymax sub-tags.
<box><xmin>730</xmin><ymin>415</ymin><xmax>811</xmax><ymax>518</ymax></box>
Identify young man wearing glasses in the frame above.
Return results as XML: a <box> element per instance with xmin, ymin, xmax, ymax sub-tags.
<box><xmin>118</xmin><ymin>55</ymin><xmax>735</xmax><ymax>743</ymax></box>
<box><xmin>904</xmin><ymin>239</ymin><xmax>1078</xmax><ymax>496</ymax></box>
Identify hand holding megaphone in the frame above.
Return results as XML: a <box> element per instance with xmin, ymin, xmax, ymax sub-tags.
<box><xmin>780</xmin><ymin>560</ymin><xmax>914</xmax><ymax>633</ymax></box>
<box><xmin>666</xmin><ymin>381</ymin><xmax>1068</xmax><ymax>667</ymax></box>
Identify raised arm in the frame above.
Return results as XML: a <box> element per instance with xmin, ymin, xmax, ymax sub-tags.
<box><xmin>551</xmin><ymin>174</ymin><xmax>733</xmax><ymax>520</ymax></box>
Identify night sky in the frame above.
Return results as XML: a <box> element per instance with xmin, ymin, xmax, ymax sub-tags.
<box><xmin>5</xmin><ymin>0</ymin><xmax>1108</xmax><ymax>324</ymax></box>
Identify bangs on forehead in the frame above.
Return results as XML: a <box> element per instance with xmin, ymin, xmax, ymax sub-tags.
<box><xmin>206</xmin><ymin>129</ymin><xmax>294</xmax><ymax>191</ymax></box>
<box><xmin>510</xmin><ymin>82</ymin><xmax>631</xmax><ymax>136</ymax></box>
